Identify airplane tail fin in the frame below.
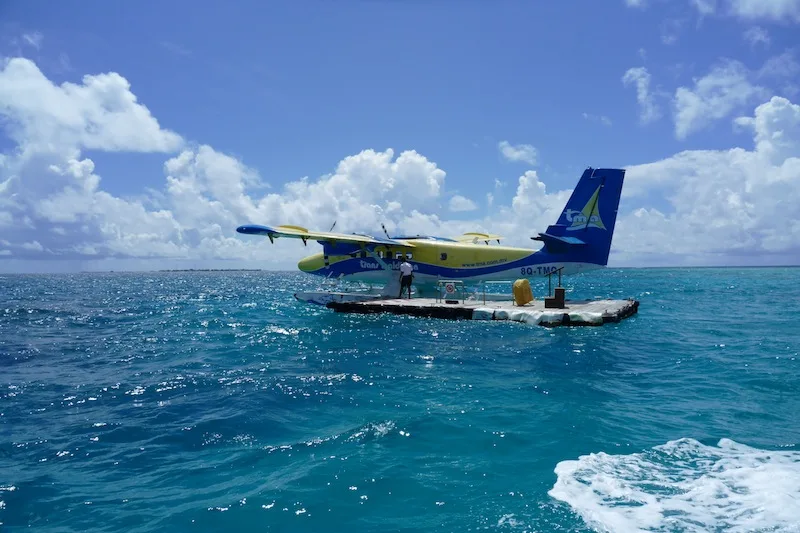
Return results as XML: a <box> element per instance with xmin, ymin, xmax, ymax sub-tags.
<box><xmin>533</xmin><ymin>167</ymin><xmax>625</xmax><ymax>266</ymax></box>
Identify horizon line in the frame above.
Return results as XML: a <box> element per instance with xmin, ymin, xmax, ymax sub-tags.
<box><xmin>2</xmin><ymin>264</ymin><xmax>800</xmax><ymax>276</ymax></box>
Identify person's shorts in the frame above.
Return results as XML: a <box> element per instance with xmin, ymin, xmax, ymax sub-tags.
<box><xmin>400</xmin><ymin>274</ymin><xmax>413</xmax><ymax>287</ymax></box>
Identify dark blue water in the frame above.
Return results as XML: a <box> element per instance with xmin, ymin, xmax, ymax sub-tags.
<box><xmin>2</xmin><ymin>268</ymin><xmax>799</xmax><ymax>532</ymax></box>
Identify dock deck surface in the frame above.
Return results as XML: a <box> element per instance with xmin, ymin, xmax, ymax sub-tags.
<box><xmin>327</xmin><ymin>297</ymin><xmax>639</xmax><ymax>327</ymax></box>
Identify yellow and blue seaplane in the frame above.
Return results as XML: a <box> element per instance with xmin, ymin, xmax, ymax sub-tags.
<box><xmin>236</xmin><ymin>167</ymin><xmax>625</xmax><ymax>305</ymax></box>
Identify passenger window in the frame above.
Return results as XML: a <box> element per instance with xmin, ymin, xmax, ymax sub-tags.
<box><xmin>440</xmin><ymin>253</ymin><xmax>447</xmax><ymax>261</ymax></box>
<box><xmin>406</xmin><ymin>252</ymin><xmax>413</xmax><ymax>260</ymax></box>
<box><xmin>395</xmin><ymin>252</ymin><xmax>403</xmax><ymax>260</ymax></box>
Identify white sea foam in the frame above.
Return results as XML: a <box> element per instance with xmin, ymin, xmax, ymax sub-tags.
<box><xmin>549</xmin><ymin>438</ymin><xmax>800</xmax><ymax>533</ymax></box>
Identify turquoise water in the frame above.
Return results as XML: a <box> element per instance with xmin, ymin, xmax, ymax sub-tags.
<box><xmin>2</xmin><ymin>268</ymin><xmax>799</xmax><ymax>532</ymax></box>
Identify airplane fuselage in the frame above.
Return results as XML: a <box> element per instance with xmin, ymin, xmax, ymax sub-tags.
<box><xmin>297</xmin><ymin>236</ymin><xmax>602</xmax><ymax>288</ymax></box>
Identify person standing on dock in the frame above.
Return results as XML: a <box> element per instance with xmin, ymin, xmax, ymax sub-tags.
<box><xmin>399</xmin><ymin>260</ymin><xmax>413</xmax><ymax>298</ymax></box>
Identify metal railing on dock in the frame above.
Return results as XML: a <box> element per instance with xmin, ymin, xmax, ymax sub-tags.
<box><xmin>546</xmin><ymin>267</ymin><xmax>564</xmax><ymax>297</ymax></box>
<box><xmin>475</xmin><ymin>281</ymin><xmax>514</xmax><ymax>304</ymax></box>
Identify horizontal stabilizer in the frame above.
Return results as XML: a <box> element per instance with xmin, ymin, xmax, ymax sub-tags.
<box><xmin>532</xmin><ymin>232</ymin><xmax>586</xmax><ymax>253</ymax></box>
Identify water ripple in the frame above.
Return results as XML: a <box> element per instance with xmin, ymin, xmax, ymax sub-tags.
<box><xmin>1</xmin><ymin>269</ymin><xmax>799</xmax><ymax>531</ymax></box>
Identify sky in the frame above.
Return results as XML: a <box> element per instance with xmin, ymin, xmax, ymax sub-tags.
<box><xmin>1</xmin><ymin>0</ymin><xmax>800</xmax><ymax>273</ymax></box>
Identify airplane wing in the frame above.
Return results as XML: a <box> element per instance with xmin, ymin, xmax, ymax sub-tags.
<box><xmin>455</xmin><ymin>232</ymin><xmax>503</xmax><ymax>244</ymax></box>
<box><xmin>236</xmin><ymin>224</ymin><xmax>415</xmax><ymax>248</ymax></box>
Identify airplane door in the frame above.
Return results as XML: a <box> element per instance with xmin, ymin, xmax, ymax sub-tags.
<box><xmin>436</xmin><ymin>244</ymin><xmax>447</xmax><ymax>281</ymax></box>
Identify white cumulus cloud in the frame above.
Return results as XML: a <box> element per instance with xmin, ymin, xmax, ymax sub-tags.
<box><xmin>0</xmin><ymin>57</ymin><xmax>184</xmax><ymax>157</ymax></box>
<box><xmin>632</xmin><ymin>0</ymin><xmax>800</xmax><ymax>23</ymax></box>
<box><xmin>672</xmin><ymin>53</ymin><xmax>799</xmax><ymax>140</ymax></box>
<box><xmin>582</xmin><ymin>113</ymin><xmax>613</xmax><ymax>126</ymax></box>
<box><xmin>618</xmin><ymin>96</ymin><xmax>800</xmax><ymax>264</ymax></box>
<box><xmin>498</xmin><ymin>141</ymin><xmax>538</xmax><ymax>166</ymax></box>
<box><xmin>22</xmin><ymin>32</ymin><xmax>44</xmax><ymax>50</ymax></box>
<box><xmin>743</xmin><ymin>26</ymin><xmax>770</xmax><ymax>47</ymax></box>
<box><xmin>673</xmin><ymin>59</ymin><xmax>765</xmax><ymax>139</ymax></box>
<box><xmin>2</xmin><ymin>58</ymin><xmax>800</xmax><ymax>271</ymax></box>
<box><xmin>623</xmin><ymin>67</ymin><xmax>662</xmax><ymax>124</ymax></box>
<box><xmin>691</xmin><ymin>0</ymin><xmax>718</xmax><ymax>15</ymax></box>
<box><xmin>449</xmin><ymin>195</ymin><xmax>478</xmax><ymax>212</ymax></box>
<box><xmin>727</xmin><ymin>0</ymin><xmax>800</xmax><ymax>21</ymax></box>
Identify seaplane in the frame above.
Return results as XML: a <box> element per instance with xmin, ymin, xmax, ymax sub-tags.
<box><xmin>236</xmin><ymin>167</ymin><xmax>625</xmax><ymax>305</ymax></box>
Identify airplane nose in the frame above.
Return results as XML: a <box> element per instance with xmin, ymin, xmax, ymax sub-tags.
<box><xmin>298</xmin><ymin>253</ymin><xmax>324</xmax><ymax>273</ymax></box>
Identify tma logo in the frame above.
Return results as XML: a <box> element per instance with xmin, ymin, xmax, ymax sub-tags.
<box><xmin>564</xmin><ymin>186</ymin><xmax>606</xmax><ymax>231</ymax></box>
<box><xmin>359</xmin><ymin>260</ymin><xmax>419</xmax><ymax>271</ymax></box>
<box><xmin>359</xmin><ymin>260</ymin><xmax>381</xmax><ymax>269</ymax></box>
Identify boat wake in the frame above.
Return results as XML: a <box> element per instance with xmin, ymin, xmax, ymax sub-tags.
<box><xmin>549</xmin><ymin>437</ymin><xmax>800</xmax><ymax>533</ymax></box>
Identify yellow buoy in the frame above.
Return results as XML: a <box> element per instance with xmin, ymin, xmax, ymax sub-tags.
<box><xmin>512</xmin><ymin>279</ymin><xmax>534</xmax><ymax>306</ymax></box>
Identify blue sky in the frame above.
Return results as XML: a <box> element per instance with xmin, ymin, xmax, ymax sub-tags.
<box><xmin>2</xmin><ymin>1</ymin><xmax>784</xmax><ymax>194</ymax></box>
<box><xmin>1</xmin><ymin>0</ymin><xmax>800</xmax><ymax>271</ymax></box>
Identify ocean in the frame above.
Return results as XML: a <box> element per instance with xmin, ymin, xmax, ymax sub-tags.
<box><xmin>1</xmin><ymin>268</ymin><xmax>799</xmax><ymax>532</ymax></box>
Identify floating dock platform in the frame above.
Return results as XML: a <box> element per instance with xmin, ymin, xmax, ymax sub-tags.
<box><xmin>326</xmin><ymin>297</ymin><xmax>639</xmax><ymax>327</ymax></box>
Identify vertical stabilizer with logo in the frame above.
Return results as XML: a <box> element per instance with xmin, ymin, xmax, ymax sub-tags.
<box><xmin>532</xmin><ymin>167</ymin><xmax>625</xmax><ymax>266</ymax></box>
